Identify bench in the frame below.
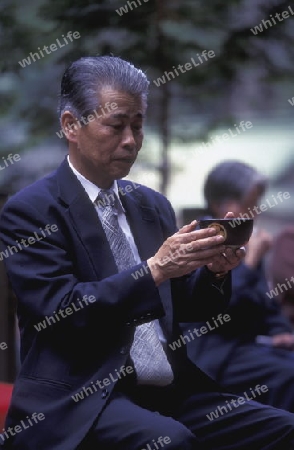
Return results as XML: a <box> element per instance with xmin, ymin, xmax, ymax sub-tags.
<box><xmin>0</xmin><ymin>383</ymin><xmax>13</xmax><ymax>430</ymax></box>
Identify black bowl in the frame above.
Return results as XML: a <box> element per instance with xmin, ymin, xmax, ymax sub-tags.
<box><xmin>198</xmin><ymin>218</ymin><xmax>254</xmax><ymax>246</ymax></box>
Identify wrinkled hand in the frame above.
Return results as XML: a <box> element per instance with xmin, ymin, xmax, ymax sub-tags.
<box><xmin>206</xmin><ymin>246</ymin><xmax>246</xmax><ymax>274</ymax></box>
<box><xmin>206</xmin><ymin>212</ymin><xmax>246</xmax><ymax>274</ymax></box>
<box><xmin>272</xmin><ymin>333</ymin><xmax>294</xmax><ymax>350</ymax></box>
<box><xmin>147</xmin><ymin>212</ymin><xmax>246</xmax><ymax>286</ymax></box>
<box><xmin>147</xmin><ymin>220</ymin><xmax>226</xmax><ymax>286</ymax></box>
<box><xmin>245</xmin><ymin>228</ymin><xmax>272</xmax><ymax>269</ymax></box>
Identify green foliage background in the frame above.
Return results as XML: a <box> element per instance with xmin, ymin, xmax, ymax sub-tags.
<box><xmin>1</xmin><ymin>0</ymin><xmax>294</xmax><ymax>194</ymax></box>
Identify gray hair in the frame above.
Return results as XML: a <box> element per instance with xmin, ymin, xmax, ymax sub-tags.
<box><xmin>58</xmin><ymin>56</ymin><xmax>149</xmax><ymax>121</ymax></box>
<box><xmin>204</xmin><ymin>160</ymin><xmax>268</xmax><ymax>209</ymax></box>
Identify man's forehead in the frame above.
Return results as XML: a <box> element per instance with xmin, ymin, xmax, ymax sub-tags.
<box><xmin>109</xmin><ymin>112</ymin><xmax>145</xmax><ymax>119</ymax></box>
<box><xmin>99</xmin><ymin>86</ymin><xmax>144</xmax><ymax>102</ymax></box>
<box><xmin>100</xmin><ymin>86</ymin><xmax>139</xmax><ymax>98</ymax></box>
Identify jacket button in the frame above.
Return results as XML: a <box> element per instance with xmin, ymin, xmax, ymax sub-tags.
<box><xmin>101</xmin><ymin>389</ymin><xmax>109</xmax><ymax>399</ymax></box>
<box><xmin>120</xmin><ymin>346</ymin><xmax>128</xmax><ymax>355</ymax></box>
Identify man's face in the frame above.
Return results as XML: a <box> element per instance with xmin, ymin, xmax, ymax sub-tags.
<box><xmin>239</xmin><ymin>184</ymin><xmax>264</xmax><ymax>216</ymax></box>
<box><xmin>213</xmin><ymin>185</ymin><xmax>263</xmax><ymax>218</ymax></box>
<box><xmin>66</xmin><ymin>87</ymin><xmax>146</xmax><ymax>188</ymax></box>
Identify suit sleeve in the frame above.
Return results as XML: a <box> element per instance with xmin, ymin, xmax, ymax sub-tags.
<box><xmin>171</xmin><ymin>269</ymin><xmax>231</xmax><ymax>322</ymax></box>
<box><xmin>0</xmin><ymin>198</ymin><xmax>165</xmax><ymax>334</ymax></box>
<box><xmin>0</xmin><ymin>190</ymin><xmax>231</xmax><ymax>337</ymax></box>
<box><xmin>218</xmin><ymin>262</ymin><xmax>292</xmax><ymax>336</ymax></box>
<box><xmin>154</xmin><ymin>195</ymin><xmax>232</xmax><ymax>322</ymax></box>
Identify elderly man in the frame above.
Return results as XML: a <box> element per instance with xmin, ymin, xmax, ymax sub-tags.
<box><xmin>1</xmin><ymin>56</ymin><xmax>294</xmax><ymax>450</ymax></box>
<box><xmin>181</xmin><ymin>160</ymin><xmax>294</xmax><ymax>413</ymax></box>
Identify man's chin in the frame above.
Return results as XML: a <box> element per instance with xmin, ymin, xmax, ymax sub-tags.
<box><xmin>113</xmin><ymin>167</ymin><xmax>132</xmax><ymax>180</ymax></box>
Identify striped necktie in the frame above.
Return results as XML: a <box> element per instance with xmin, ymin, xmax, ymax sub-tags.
<box><xmin>96</xmin><ymin>189</ymin><xmax>174</xmax><ymax>386</ymax></box>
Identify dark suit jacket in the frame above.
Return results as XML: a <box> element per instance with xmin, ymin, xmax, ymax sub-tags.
<box><xmin>181</xmin><ymin>261</ymin><xmax>292</xmax><ymax>382</ymax></box>
<box><xmin>0</xmin><ymin>158</ymin><xmax>231</xmax><ymax>450</ymax></box>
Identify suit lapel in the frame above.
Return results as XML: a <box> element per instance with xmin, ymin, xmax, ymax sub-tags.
<box><xmin>56</xmin><ymin>161</ymin><xmax>173</xmax><ymax>335</ymax></box>
<box><xmin>57</xmin><ymin>159</ymin><xmax>117</xmax><ymax>279</ymax></box>
<box><xmin>67</xmin><ymin>194</ymin><xmax>118</xmax><ymax>278</ymax></box>
<box><xmin>118</xmin><ymin>181</ymin><xmax>163</xmax><ymax>261</ymax></box>
<box><xmin>119</xmin><ymin>181</ymin><xmax>174</xmax><ymax>336</ymax></box>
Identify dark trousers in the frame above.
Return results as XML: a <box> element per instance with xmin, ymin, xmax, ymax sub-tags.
<box><xmin>212</xmin><ymin>344</ymin><xmax>294</xmax><ymax>413</ymax></box>
<box><xmin>81</xmin><ymin>373</ymin><xmax>294</xmax><ymax>450</ymax></box>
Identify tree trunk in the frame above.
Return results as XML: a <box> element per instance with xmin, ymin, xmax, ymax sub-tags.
<box><xmin>155</xmin><ymin>0</ymin><xmax>170</xmax><ymax>196</ymax></box>
<box><xmin>159</xmin><ymin>82</ymin><xmax>170</xmax><ymax>195</ymax></box>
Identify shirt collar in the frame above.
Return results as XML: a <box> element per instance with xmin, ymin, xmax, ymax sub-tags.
<box><xmin>67</xmin><ymin>155</ymin><xmax>125</xmax><ymax>211</ymax></box>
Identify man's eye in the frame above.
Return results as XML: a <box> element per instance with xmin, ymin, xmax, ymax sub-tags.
<box><xmin>132</xmin><ymin>124</ymin><xmax>143</xmax><ymax>131</ymax></box>
<box><xmin>111</xmin><ymin>124</ymin><xmax>123</xmax><ymax>130</ymax></box>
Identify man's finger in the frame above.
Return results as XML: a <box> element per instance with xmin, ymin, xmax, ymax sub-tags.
<box><xmin>189</xmin><ymin>235</ymin><xmax>225</xmax><ymax>252</ymax></box>
<box><xmin>176</xmin><ymin>220</ymin><xmax>197</xmax><ymax>235</ymax></box>
<box><xmin>224</xmin><ymin>211</ymin><xmax>235</xmax><ymax>219</ymax></box>
<box><xmin>175</xmin><ymin>227</ymin><xmax>220</xmax><ymax>244</ymax></box>
<box><xmin>234</xmin><ymin>246</ymin><xmax>246</xmax><ymax>259</ymax></box>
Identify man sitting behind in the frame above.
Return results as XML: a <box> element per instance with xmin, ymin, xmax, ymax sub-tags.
<box><xmin>182</xmin><ymin>160</ymin><xmax>294</xmax><ymax>413</ymax></box>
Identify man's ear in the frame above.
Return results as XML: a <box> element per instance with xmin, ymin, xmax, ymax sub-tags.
<box><xmin>60</xmin><ymin>111</ymin><xmax>80</xmax><ymax>142</ymax></box>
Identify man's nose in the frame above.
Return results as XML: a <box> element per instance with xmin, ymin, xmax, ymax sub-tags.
<box><xmin>121</xmin><ymin>126</ymin><xmax>136</xmax><ymax>149</ymax></box>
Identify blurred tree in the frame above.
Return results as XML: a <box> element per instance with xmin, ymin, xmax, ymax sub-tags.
<box><xmin>1</xmin><ymin>0</ymin><xmax>294</xmax><ymax>194</ymax></box>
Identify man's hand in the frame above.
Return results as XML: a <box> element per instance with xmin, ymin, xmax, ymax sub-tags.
<box><xmin>147</xmin><ymin>212</ymin><xmax>246</xmax><ymax>286</ymax></box>
<box><xmin>147</xmin><ymin>220</ymin><xmax>227</xmax><ymax>286</ymax></box>
<box><xmin>272</xmin><ymin>333</ymin><xmax>294</xmax><ymax>350</ymax></box>
<box><xmin>206</xmin><ymin>246</ymin><xmax>246</xmax><ymax>275</ymax></box>
<box><xmin>244</xmin><ymin>228</ymin><xmax>272</xmax><ymax>269</ymax></box>
<box><xmin>206</xmin><ymin>212</ymin><xmax>246</xmax><ymax>275</ymax></box>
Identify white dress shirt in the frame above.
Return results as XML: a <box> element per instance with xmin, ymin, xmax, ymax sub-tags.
<box><xmin>67</xmin><ymin>156</ymin><xmax>167</xmax><ymax>345</ymax></box>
